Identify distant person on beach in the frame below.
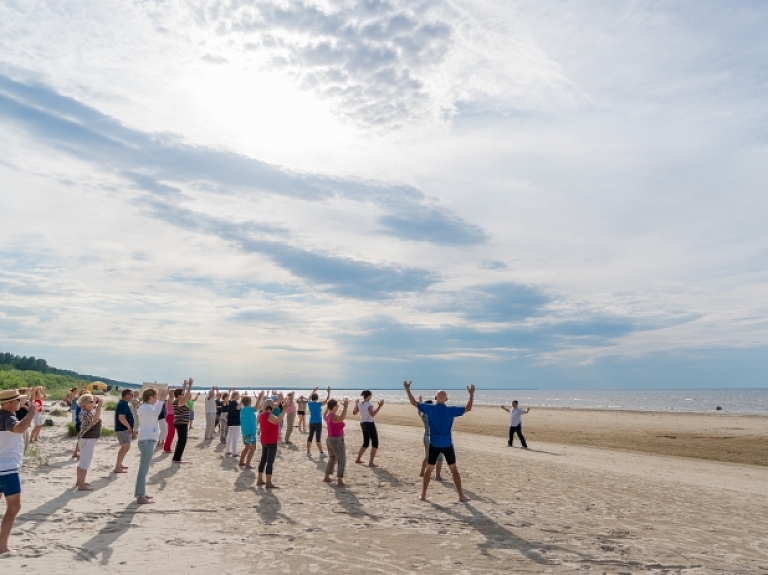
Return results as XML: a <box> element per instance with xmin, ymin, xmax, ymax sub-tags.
<box><xmin>134</xmin><ymin>387</ymin><xmax>166</xmax><ymax>504</ymax></box>
<box><xmin>14</xmin><ymin>389</ymin><xmax>32</xmax><ymax>456</ymax></box>
<box><xmin>306</xmin><ymin>386</ymin><xmax>330</xmax><ymax>459</ymax></box>
<box><xmin>323</xmin><ymin>397</ymin><xmax>349</xmax><ymax>487</ymax></box>
<box><xmin>204</xmin><ymin>387</ymin><xmax>218</xmax><ymax>440</ymax></box>
<box><xmin>417</xmin><ymin>396</ymin><xmax>444</xmax><ymax>481</ymax></box>
<box><xmin>172</xmin><ymin>379</ymin><xmax>193</xmax><ymax>464</ymax></box>
<box><xmin>76</xmin><ymin>393</ymin><xmax>103</xmax><ymax>490</ymax></box>
<box><xmin>163</xmin><ymin>389</ymin><xmax>176</xmax><ymax>453</ymax></box>
<box><xmin>114</xmin><ymin>389</ymin><xmax>136</xmax><ymax>474</ymax></box>
<box><xmin>156</xmin><ymin>390</ymin><xmax>168</xmax><ymax>449</ymax></box>
<box><xmin>258</xmin><ymin>397</ymin><xmax>288</xmax><ymax>488</ymax></box>
<box><xmin>403</xmin><ymin>380</ymin><xmax>474</xmax><ymax>502</ymax></box>
<box><xmin>29</xmin><ymin>386</ymin><xmax>45</xmax><ymax>443</ymax></box>
<box><xmin>0</xmin><ymin>388</ymin><xmax>38</xmax><ymax>554</ymax></box>
<box><xmin>296</xmin><ymin>395</ymin><xmax>308</xmax><ymax>433</ymax></box>
<box><xmin>187</xmin><ymin>392</ymin><xmax>200</xmax><ymax>429</ymax></box>
<box><xmin>501</xmin><ymin>401</ymin><xmax>530</xmax><ymax>449</ymax></box>
<box><xmin>284</xmin><ymin>392</ymin><xmax>297</xmax><ymax>444</ymax></box>
<box><xmin>354</xmin><ymin>390</ymin><xmax>384</xmax><ymax>467</ymax></box>
<box><xmin>225</xmin><ymin>391</ymin><xmax>242</xmax><ymax>457</ymax></box>
<box><xmin>218</xmin><ymin>391</ymin><xmax>230</xmax><ymax>443</ymax></box>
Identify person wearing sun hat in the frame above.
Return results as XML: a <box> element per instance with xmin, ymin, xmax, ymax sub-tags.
<box><xmin>0</xmin><ymin>388</ymin><xmax>38</xmax><ymax>554</ymax></box>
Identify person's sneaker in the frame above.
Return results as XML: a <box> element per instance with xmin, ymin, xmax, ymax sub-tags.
<box><xmin>306</xmin><ymin>452</ymin><xmax>312</xmax><ymax>458</ymax></box>
<box><xmin>320</xmin><ymin>452</ymin><xmax>328</xmax><ymax>459</ymax></box>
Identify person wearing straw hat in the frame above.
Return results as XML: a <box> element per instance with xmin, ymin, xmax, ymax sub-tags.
<box><xmin>76</xmin><ymin>393</ymin><xmax>104</xmax><ymax>490</ymax></box>
<box><xmin>0</xmin><ymin>388</ymin><xmax>38</xmax><ymax>554</ymax></box>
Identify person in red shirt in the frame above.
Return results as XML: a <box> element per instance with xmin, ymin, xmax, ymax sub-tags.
<box><xmin>29</xmin><ymin>386</ymin><xmax>46</xmax><ymax>443</ymax></box>
<box><xmin>257</xmin><ymin>398</ymin><xmax>288</xmax><ymax>488</ymax></box>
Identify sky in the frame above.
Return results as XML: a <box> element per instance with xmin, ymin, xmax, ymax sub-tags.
<box><xmin>1</xmin><ymin>1</ymin><xmax>767</xmax><ymax>389</ymax></box>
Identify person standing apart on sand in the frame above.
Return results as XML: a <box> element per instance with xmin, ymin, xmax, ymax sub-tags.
<box><xmin>501</xmin><ymin>401</ymin><xmax>530</xmax><ymax>449</ymax></box>
<box><xmin>258</xmin><ymin>398</ymin><xmax>288</xmax><ymax>488</ymax></box>
<box><xmin>323</xmin><ymin>397</ymin><xmax>349</xmax><ymax>487</ymax></box>
<box><xmin>204</xmin><ymin>387</ymin><xmax>219</xmax><ymax>440</ymax></box>
<box><xmin>218</xmin><ymin>391</ymin><xmax>230</xmax><ymax>443</ymax></box>
<box><xmin>296</xmin><ymin>395</ymin><xmax>308</xmax><ymax>433</ymax></box>
<box><xmin>225</xmin><ymin>391</ymin><xmax>242</xmax><ymax>457</ymax></box>
<box><xmin>113</xmin><ymin>389</ymin><xmax>136</xmax><ymax>474</ymax></box>
<box><xmin>134</xmin><ymin>388</ymin><xmax>166</xmax><ymax>504</ymax></box>
<box><xmin>417</xmin><ymin>396</ymin><xmax>444</xmax><ymax>481</ymax></box>
<box><xmin>306</xmin><ymin>386</ymin><xmax>330</xmax><ymax>458</ymax></box>
<box><xmin>354</xmin><ymin>390</ymin><xmax>384</xmax><ymax>467</ymax></box>
<box><xmin>403</xmin><ymin>381</ymin><xmax>474</xmax><ymax>502</ymax></box>
<box><xmin>163</xmin><ymin>388</ymin><xmax>176</xmax><ymax>453</ymax></box>
<box><xmin>0</xmin><ymin>388</ymin><xmax>38</xmax><ymax>554</ymax></box>
<box><xmin>172</xmin><ymin>379</ymin><xmax>193</xmax><ymax>464</ymax></box>
<box><xmin>29</xmin><ymin>386</ymin><xmax>45</xmax><ymax>443</ymax></box>
<box><xmin>76</xmin><ymin>394</ymin><xmax>103</xmax><ymax>490</ymax></box>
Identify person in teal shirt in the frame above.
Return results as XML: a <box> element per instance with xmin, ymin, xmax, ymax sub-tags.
<box><xmin>238</xmin><ymin>391</ymin><xmax>264</xmax><ymax>469</ymax></box>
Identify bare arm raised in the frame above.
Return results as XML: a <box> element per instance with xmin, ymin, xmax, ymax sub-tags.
<box><xmin>465</xmin><ymin>384</ymin><xmax>475</xmax><ymax>413</ymax></box>
<box><xmin>403</xmin><ymin>381</ymin><xmax>418</xmax><ymax>407</ymax></box>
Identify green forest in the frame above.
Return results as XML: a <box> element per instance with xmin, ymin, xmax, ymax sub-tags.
<box><xmin>0</xmin><ymin>352</ymin><xmax>133</xmax><ymax>397</ymax></box>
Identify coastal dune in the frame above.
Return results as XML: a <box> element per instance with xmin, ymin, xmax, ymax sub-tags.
<box><xmin>1</xmin><ymin>405</ymin><xmax>767</xmax><ymax>573</ymax></box>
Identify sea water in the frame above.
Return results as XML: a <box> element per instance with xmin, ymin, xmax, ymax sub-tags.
<box><xmin>191</xmin><ymin>387</ymin><xmax>768</xmax><ymax>414</ymax></box>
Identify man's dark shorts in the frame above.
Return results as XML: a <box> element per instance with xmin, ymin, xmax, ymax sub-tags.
<box><xmin>0</xmin><ymin>472</ymin><xmax>22</xmax><ymax>497</ymax></box>
<box><xmin>428</xmin><ymin>444</ymin><xmax>456</xmax><ymax>466</ymax></box>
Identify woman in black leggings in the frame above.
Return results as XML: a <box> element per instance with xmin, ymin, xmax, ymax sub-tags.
<box><xmin>172</xmin><ymin>379</ymin><xmax>193</xmax><ymax>463</ymax></box>
<box><xmin>257</xmin><ymin>397</ymin><xmax>288</xmax><ymax>488</ymax></box>
<box><xmin>353</xmin><ymin>390</ymin><xmax>384</xmax><ymax>467</ymax></box>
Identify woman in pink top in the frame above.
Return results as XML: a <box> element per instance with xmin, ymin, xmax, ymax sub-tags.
<box><xmin>257</xmin><ymin>398</ymin><xmax>288</xmax><ymax>488</ymax></box>
<box><xmin>323</xmin><ymin>397</ymin><xmax>349</xmax><ymax>487</ymax></box>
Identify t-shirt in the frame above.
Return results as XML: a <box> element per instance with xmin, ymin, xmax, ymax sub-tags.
<box><xmin>0</xmin><ymin>410</ymin><xmax>24</xmax><ymax>475</ymax></box>
<box><xmin>359</xmin><ymin>400</ymin><xmax>375</xmax><ymax>423</ymax></box>
<box><xmin>173</xmin><ymin>400</ymin><xmax>190</xmax><ymax>425</ymax></box>
<box><xmin>75</xmin><ymin>403</ymin><xmax>82</xmax><ymax>425</ymax></box>
<box><xmin>205</xmin><ymin>396</ymin><xmax>217</xmax><ymax>414</ymax></box>
<box><xmin>419</xmin><ymin>411</ymin><xmax>430</xmax><ymax>433</ymax></box>
<box><xmin>308</xmin><ymin>401</ymin><xmax>323</xmax><ymax>424</ymax></box>
<box><xmin>137</xmin><ymin>402</ymin><xmax>162</xmax><ymax>441</ymax></box>
<box><xmin>186</xmin><ymin>399</ymin><xmax>195</xmax><ymax>410</ymax></box>
<box><xmin>227</xmin><ymin>401</ymin><xmax>241</xmax><ymax>426</ymax></box>
<box><xmin>285</xmin><ymin>399</ymin><xmax>296</xmax><ymax>415</ymax></box>
<box><xmin>259</xmin><ymin>412</ymin><xmax>279</xmax><ymax>444</ymax></box>
<box><xmin>417</xmin><ymin>403</ymin><xmax>465</xmax><ymax>448</ymax></box>
<box><xmin>509</xmin><ymin>407</ymin><xmax>527</xmax><ymax>427</ymax></box>
<box><xmin>296</xmin><ymin>398</ymin><xmax>308</xmax><ymax>411</ymax></box>
<box><xmin>114</xmin><ymin>399</ymin><xmax>134</xmax><ymax>432</ymax></box>
<box><xmin>240</xmin><ymin>406</ymin><xmax>257</xmax><ymax>436</ymax></box>
<box><xmin>15</xmin><ymin>403</ymin><xmax>29</xmax><ymax>421</ymax></box>
<box><xmin>325</xmin><ymin>412</ymin><xmax>345</xmax><ymax>437</ymax></box>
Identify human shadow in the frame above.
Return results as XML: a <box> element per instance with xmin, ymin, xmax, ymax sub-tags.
<box><xmin>253</xmin><ymin>489</ymin><xmax>295</xmax><ymax>525</ymax></box>
<box><xmin>429</xmin><ymin>501</ymin><xmax>591</xmax><ymax>564</ymax></box>
<box><xmin>195</xmin><ymin>438</ymin><xmax>213</xmax><ymax>449</ymax></box>
<box><xmin>213</xmin><ymin>441</ymin><xmax>226</xmax><ymax>453</ymax></box>
<box><xmin>330</xmin><ymin>484</ymin><xmax>380</xmax><ymax>521</ymax></box>
<box><xmin>16</xmin><ymin>475</ymin><xmax>117</xmax><ymax>529</ymax></box>
<box><xmin>234</xmin><ymin>470</ymin><xmax>256</xmax><ymax>492</ymax></box>
<box><xmin>368</xmin><ymin>465</ymin><xmax>404</xmax><ymax>487</ymax></box>
<box><xmin>146</xmin><ymin>462</ymin><xmax>180</xmax><ymax>491</ymax></box>
<box><xmin>77</xmin><ymin>504</ymin><xmax>138</xmax><ymax>564</ymax></box>
<box><xmin>521</xmin><ymin>447</ymin><xmax>563</xmax><ymax>456</ymax></box>
<box><xmin>220</xmin><ymin>455</ymin><xmax>241</xmax><ymax>471</ymax></box>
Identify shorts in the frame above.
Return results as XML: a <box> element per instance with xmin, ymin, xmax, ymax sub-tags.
<box><xmin>242</xmin><ymin>433</ymin><xmax>257</xmax><ymax>446</ymax></box>
<box><xmin>33</xmin><ymin>412</ymin><xmax>43</xmax><ymax>427</ymax></box>
<box><xmin>116</xmin><ymin>430</ymin><xmax>133</xmax><ymax>445</ymax></box>
<box><xmin>189</xmin><ymin>411</ymin><xmax>195</xmax><ymax>421</ymax></box>
<box><xmin>0</xmin><ymin>472</ymin><xmax>21</xmax><ymax>497</ymax></box>
<box><xmin>423</xmin><ymin>434</ymin><xmax>443</xmax><ymax>462</ymax></box>
<box><xmin>308</xmin><ymin>422</ymin><xmax>323</xmax><ymax>443</ymax></box>
<box><xmin>297</xmin><ymin>411</ymin><xmax>305</xmax><ymax>416</ymax></box>
<box><xmin>428</xmin><ymin>444</ymin><xmax>456</xmax><ymax>466</ymax></box>
<box><xmin>361</xmin><ymin>421</ymin><xmax>379</xmax><ymax>449</ymax></box>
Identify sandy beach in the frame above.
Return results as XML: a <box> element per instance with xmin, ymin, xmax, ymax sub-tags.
<box><xmin>2</xmin><ymin>404</ymin><xmax>767</xmax><ymax>573</ymax></box>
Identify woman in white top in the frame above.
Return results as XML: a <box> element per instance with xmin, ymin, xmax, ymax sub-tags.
<box><xmin>134</xmin><ymin>388</ymin><xmax>167</xmax><ymax>504</ymax></box>
<box><xmin>353</xmin><ymin>390</ymin><xmax>384</xmax><ymax>467</ymax></box>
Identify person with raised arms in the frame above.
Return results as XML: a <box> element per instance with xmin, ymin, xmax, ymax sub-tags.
<box><xmin>0</xmin><ymin>388</ymin><xmax>38</xmax><ymax>554</ymax></box>
<box><xmin>134</xmin><ymin>387</ymin><xmax>167</xmax><ymax>504</ymax></box>
<box><xmin>204</xmin><ymin>387</ymin><xmax>219</xmax><ymax>440</ymax></box>
<box><xmin>403</xmin><ymin>380</ymin><xmax>474</xmax><ymax>502</ymax></box>
<box><xmin>501</xmin><ymin>400</ymin><xmax>530</xmax><ymax>449</ymax></box>
<box><xmin>172</xmin><ymin>379</ymin><xmax>193</xmax><ymax>464</ymax></box>
<box><xmin>353</xmin><ymin>390</ymin><xmax>384</xmax><ymax>467</ymax></box>
<box><xmin>306</xmin><ymin>386</ymin><xmax>330</xmax><ymax>459</ymax></box>
<box><xmin>323</xmin><ymin>397</ymin><xmax>350</xmax><ymax>487</ymax></box>
<box><xmin>258</xmin><ymin>396</ymin><xmax>288</xmax><ymax>488</ymax></box>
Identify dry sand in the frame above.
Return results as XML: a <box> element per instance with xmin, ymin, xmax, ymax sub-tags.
<box><xmin>2</xmin><ymin>404</ymin><xmax>767</xmax><ymax>574</ymax></box>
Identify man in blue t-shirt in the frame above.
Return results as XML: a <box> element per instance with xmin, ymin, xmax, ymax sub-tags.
<box><xmin>404</xmin><ymin>380</ymin><xmax>475</xmax><ymax>502</ymax></box>
<box><xmin>306</xmin><ymin>386</ymin><xmax>330</xmax><ymax>459</ymax></box>
<box><xmin>113</xmin><ymin>389</ymin><xmax>136</xmax><ymax>474</ymax></box>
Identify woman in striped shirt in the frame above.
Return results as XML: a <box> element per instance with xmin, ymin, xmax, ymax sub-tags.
<box><xmin>172</xmin><ymin>379</ymin><xmax>193</xmax><ymax>464</ymax></box>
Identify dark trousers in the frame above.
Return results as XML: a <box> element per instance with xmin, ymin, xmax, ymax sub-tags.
<box><xmin>173</xmin><ymin>424</ymin><xmax>188</xmax><ymax>461</ymax></box>
<box><xmin>259</xmin><ymin>443</ymin><xmax>278</xmax><ymax>475</ymax></box>
<box><xmin>508</xmin><ymin>424</ymin><xmax>527</xmax><ymax>448</ymax></box>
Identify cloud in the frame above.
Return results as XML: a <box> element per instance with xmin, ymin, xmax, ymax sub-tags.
<box><xmin>0</xmin><ymin>71</ymin><xmax>487</xmax><ymax>248</ymax></box>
